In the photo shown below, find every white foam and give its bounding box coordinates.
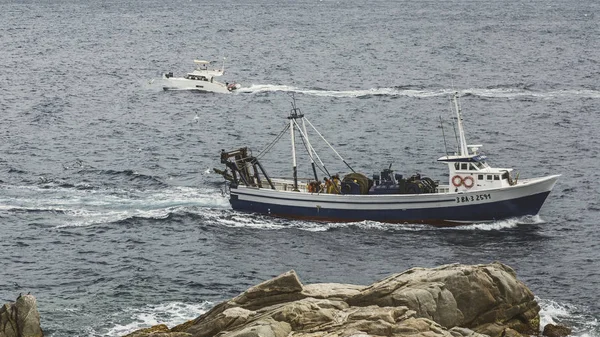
[538,298,599,337]
[104,301,210,337]
[210,213,529,232]
[237,84,450,98]
[217,214,288,230]
[437,214,546,231]
[319,220,419,232]
[237,84,600,99]
[448,218,521,231]
[1,183,230,228]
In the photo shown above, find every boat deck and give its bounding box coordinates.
[267,178,452,195]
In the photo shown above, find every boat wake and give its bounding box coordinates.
[237,84,600,100]
[0,183,230,228]
[209,213,542,232]
[446,215,545,231]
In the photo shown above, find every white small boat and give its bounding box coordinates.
[215,93,560,226]
[162,59,241,93]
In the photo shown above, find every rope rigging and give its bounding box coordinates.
[292,119,332,178]
[225,97,356,184]
[256,123,290,159]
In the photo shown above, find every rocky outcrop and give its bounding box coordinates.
[124,262,543,337]
[542,323,572,337]
[0,294,43,337]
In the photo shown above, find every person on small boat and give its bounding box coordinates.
[324,177,334,194]
[324,175,341,194]
[332,174,341,192]
[307,181,322,193]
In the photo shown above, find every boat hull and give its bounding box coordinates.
[228,175,560,226]
[162,77,231,93]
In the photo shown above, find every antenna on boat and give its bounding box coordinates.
[221,57,226,73]
[452,92,469,156]
[439,115,449,156]
[449,95,460,155]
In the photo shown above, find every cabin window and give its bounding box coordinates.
[494,175,500,181]
[487,175,492,180]
[461,163,468,170]
[454,163,459,170]
[501,172,509,180]
[469,164,477,170]
[478,174,484,180]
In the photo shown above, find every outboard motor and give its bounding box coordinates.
[227,82,241,91]
[164,72,173,78]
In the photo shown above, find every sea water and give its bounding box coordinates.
[1,0,599,336]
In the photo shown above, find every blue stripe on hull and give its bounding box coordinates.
[230,191,551,226]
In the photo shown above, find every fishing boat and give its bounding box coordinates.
[215,94,559,226]
[162,59,241,93]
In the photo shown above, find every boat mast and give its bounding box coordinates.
[453,93,469,156]
[288,101,303,192]
[301,118,319,182]
[221,57,226,73]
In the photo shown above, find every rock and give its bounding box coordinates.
[448,326,490,337]
[231,270,305,309]
[0,294,43,337]
[473,322,506,337]
[123,324,193,337]
[271,298,347,330]
[123,324,169,336]
[346,262,539,336]
[179,270,304,337]
[542,323,572,337]
[220,318,291,337]
[177,306,256,337]
[124,263,541,337]
[501,327,527,337]
[346,305,413,325]
[302,283,365,301]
